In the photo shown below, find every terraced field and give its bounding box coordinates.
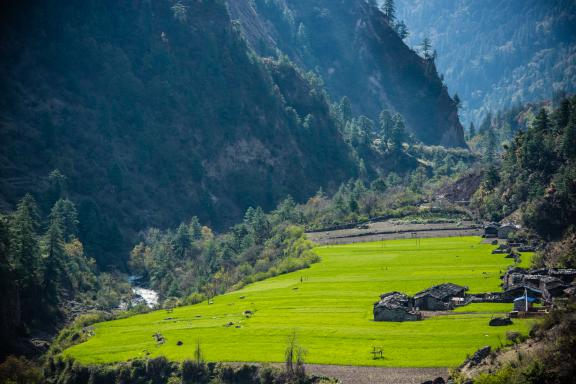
[64,237,534,367]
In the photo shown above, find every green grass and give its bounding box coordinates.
[65,237,534,367]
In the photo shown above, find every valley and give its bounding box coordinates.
[64,237,532,367]
[1,1,575,383]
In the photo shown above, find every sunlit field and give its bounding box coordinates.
[65,237,534,367]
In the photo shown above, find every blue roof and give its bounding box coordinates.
[514,296,537,302]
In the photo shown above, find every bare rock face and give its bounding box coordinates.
[460,346,491,369]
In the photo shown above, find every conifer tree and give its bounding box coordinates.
[49,199,79,242]
[563,118,576,160]
[42,220,67,302]
[533,108,550,133]
[395,20,409,39]
[10,194,41,290]
[468,122,476,139]
[421,37,432,59]
[382,0,396,24]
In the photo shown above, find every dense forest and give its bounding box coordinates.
[473,97,576,244]
[0,0,465,269]
[395,0,576,126]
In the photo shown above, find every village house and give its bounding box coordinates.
[413,283,468,311]
[503,284,543,302]
[373,292,421,322]
[503,268,576,301]
[483,223,499,238]
[498,223,519,239]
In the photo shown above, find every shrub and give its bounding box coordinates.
[184,292,207,305]
[0,356,43,384]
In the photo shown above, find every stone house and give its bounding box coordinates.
[483,223,499,238]
[413,283,468,311]
[498,224,518,239]
[503,284,543,302]
[503,268,576,301]
[373,292,421,322]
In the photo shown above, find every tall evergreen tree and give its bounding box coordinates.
[338,96,352,123]
[9,194,41,290]
[468,122,476,138]
[42,220,67,303]
[552,99,571,132]
[390,113,406,151]
[49,199,79,242]
[382,0,396,23]
[563,118,576,160]
[174,223,191,258]
[395,20,409,39]
[421,37,432,59]
[533,108,550,133]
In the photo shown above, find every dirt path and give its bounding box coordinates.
[225,362,447,383]
[306,365,448,384]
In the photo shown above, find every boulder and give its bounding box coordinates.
[489,317,513,326]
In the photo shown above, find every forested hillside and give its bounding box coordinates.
[0,0,361,265]
[473,97,576,264]
[0,0,469,268]
[229,0,466,147]
[395,0,576,126]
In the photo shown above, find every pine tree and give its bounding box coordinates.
[482,164,500,191]
[395,20,409,39]
[453,93,461,110]
[469,122,476,138]
[553,99,571,132]
[421,37,432,59]
[338,96,352,123]
[174,223,191,257]
[188,216,202,241]
[390,113,406,151]
[563,118,576,160]
[10,194,41,290]
[533,108,550,133]
[49,199,79,242]
[42,220,67,303]
[382,0,396,24]
[46,169,67,208]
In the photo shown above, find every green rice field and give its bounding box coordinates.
[64,237,535,367]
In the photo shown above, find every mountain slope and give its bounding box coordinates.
[228,0,466,147]
[396,0,576,126]
[0,0,357,265]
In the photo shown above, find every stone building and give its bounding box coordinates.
[373,292,421,322]
[413,283,468,311]
[503,268,576,301]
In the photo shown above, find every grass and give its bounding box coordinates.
[64,237,534,367]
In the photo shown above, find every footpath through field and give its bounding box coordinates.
[307,365,448,384]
